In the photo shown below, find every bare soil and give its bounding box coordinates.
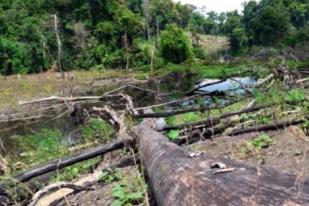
[189,126,309,175]
[55,166,143,206]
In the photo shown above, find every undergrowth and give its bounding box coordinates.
[81,118,116,143]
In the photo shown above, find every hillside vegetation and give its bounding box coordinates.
[0,0,308,75]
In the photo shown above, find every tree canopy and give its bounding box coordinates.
[0,0,308,75]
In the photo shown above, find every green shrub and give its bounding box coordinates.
[250,133,273,150]
[160,24,192,64]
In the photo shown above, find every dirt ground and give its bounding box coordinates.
[55,166,144,206]
[189,126,309,175]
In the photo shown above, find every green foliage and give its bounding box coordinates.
[0,0,308,74]
[52,158,100,182]
[258,115,271,124]
[112,183,144,206]
[166,112,205,126]
[167,130,180,140]
[254,85,285,105]
[17,129,69,166]
[286,89,306,103]
[98,169,121,184]
[0,38,29,75]
[160,24,192,64]
[250,133,273,150]
[81,118,116,143]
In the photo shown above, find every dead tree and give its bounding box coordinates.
[142,0,150,40]
[124,30,130,71]
[138,126,309,206]
[52,14,64,79]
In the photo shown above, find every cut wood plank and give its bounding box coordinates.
[138,126,309,206]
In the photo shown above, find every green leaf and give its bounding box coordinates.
[111,200,123,206]
[167,130,180,140]
[112,184,126,199]
[126,192,144,201]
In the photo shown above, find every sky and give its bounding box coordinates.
[174,0,255,13]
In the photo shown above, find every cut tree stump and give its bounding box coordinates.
[138,125,309,206]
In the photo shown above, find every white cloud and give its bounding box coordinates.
[174,0,257,13]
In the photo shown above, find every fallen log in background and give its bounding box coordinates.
[139,126,309,206]
[15,140,127,182]
[134,98,242,119]
[162,104,267,131]
[227,117,306,136]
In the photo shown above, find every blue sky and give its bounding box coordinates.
[174,0,257,13]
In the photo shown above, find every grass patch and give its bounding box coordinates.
[52,158,101,182]
[17,129,69,168]
[165,112,205,126]
[250,133,273,150]
[81,118,116,143]
[240,133,273,158]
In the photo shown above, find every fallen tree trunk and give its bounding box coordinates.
[227,117,306,136]
[186,79,226,95]
[19,94,133,107]
[134,98,242,119]
[15,140,127,182]
[162,104,267,131]
[138,126,309,206]
[134,94,201,112]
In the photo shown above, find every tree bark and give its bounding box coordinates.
[124,30,129,71]
[138,126,309,206]
[142,0,150,40]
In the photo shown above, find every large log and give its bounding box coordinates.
[138,126,309,206]
[15,140,126,182]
